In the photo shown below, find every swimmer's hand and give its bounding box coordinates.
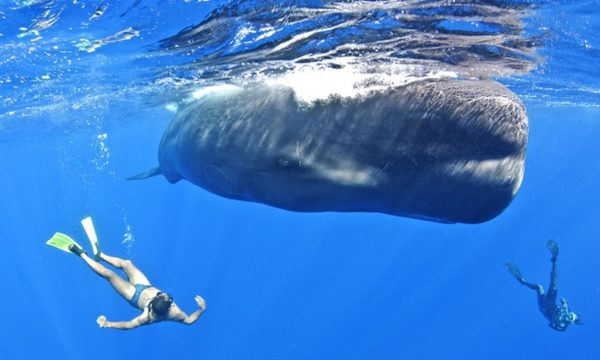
[194,295,206,310]
[177,295,206,325]
[96,314,147,330]
[97,315,108,328]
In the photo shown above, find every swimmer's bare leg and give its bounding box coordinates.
[71,247,135,301]
[99,253,150,286]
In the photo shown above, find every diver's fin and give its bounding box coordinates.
[126,167,162,180]
[546,240,559,259]
[46,232,83,254]
[81,216,101,260]
[504,262,524,281]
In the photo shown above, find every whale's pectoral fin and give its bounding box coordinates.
[127,166,162,180]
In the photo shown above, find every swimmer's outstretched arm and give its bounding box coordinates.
[97,309,150,330]
[172,295,206,325]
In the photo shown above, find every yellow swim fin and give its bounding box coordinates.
[46,232,83,254]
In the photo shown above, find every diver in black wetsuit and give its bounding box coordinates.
[505,240,582,331]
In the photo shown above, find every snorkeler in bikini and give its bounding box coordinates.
[47,217,206,330]
[505,240,582,331]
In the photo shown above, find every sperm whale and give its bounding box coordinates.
[131,79,528,224]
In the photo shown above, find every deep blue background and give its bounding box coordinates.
[1,101,599,359]
[1,0,600,358]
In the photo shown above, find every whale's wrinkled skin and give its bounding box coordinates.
[152,79,528,224]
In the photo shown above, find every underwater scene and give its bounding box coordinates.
[1,0,599,359]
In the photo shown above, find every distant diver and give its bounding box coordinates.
[47,217,206,330]
[505,240,582,331]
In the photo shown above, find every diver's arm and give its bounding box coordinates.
[97,310,150,330]
[172,295,206,325]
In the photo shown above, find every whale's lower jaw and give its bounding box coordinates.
[174,154,523,224]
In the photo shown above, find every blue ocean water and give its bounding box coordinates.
[1,1,599,359]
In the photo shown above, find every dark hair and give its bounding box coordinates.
[150,293,173,316]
